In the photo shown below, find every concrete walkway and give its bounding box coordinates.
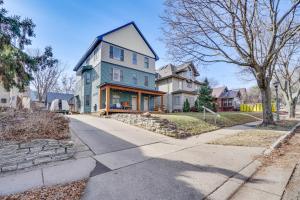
[0,114,264,199]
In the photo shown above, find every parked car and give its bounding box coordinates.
[50,99,69,114]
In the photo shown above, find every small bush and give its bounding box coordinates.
[183,99,190,112]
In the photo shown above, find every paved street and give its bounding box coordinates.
[69,115,264,200]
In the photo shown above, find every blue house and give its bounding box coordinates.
[73,22,165,114]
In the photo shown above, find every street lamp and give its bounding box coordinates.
[273,81,280,121]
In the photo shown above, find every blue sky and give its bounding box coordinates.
[5,0,256,89]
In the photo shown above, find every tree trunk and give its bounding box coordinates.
[259,84,275,126]
[287,99,296,118]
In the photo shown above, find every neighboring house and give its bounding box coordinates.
[73,21,165,114]
[45,92,74,110]
[0,83,31,109]
[233,88,248,104]
[156,62,203,112]
[212,87,241,111]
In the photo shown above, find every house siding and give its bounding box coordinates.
[100,61,156,90]
[101,42,155,74]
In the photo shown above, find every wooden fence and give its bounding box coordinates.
[240,103,276,112]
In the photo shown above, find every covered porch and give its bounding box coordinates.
[98,83,165,114]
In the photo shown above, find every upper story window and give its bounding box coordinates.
[144,57,149,68]
[109,45,124,61]
[85,72,91,84]
[144,76,149,86]
[1,98,7,103]
[188,69,193,79]
[113,68,121,82]
[93,46,99,62]
[132,73,137,85]
[187,82,192,88]
[179,80,183,89]
[132,53,137,65]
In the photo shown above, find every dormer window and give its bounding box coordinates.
[109,45,124,61]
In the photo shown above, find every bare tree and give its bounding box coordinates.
[162,0,300,125]
[274,38,300,118]
[53,73,76,94]
[30,47,61,102]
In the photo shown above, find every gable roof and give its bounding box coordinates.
[157,62,200,78]
[212,87,227,98]
[73,21,159,71]
[45,92,74,104]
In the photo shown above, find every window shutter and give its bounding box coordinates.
[110,68,113,80]
[120,70,124,82]
[120,49,124,61]
[109,46,113,58]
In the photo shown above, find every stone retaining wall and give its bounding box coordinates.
[0,139,75,173]
[110,114,189,138]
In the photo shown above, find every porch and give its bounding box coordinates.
[98,83,165,114]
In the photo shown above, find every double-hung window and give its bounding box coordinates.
[109,45,124,61]
[144,76,149,86]
[132,53,137,65]
[113,68,121,82]
[144,57,149,68]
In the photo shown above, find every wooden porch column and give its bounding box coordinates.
[137,91,141,112]
[98,88,102,111]
[160,95,163,111]
[105,87,110,115]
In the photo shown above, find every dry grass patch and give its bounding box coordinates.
[209,129,284,147]
[0,180,86,200]
[257,120,299,131]
[155,112,261,136]
[0,110,70,142]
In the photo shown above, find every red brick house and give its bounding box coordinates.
[212,87,242,112]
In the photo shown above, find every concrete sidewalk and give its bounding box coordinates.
[0,157,96,195]
[0,115,264,199]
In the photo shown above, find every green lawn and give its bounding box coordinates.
[154,112,262,136]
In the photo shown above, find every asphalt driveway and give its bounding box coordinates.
[69,115,264,200]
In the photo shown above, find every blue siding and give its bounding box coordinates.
[100,61,156,90]
[83,70,92,113]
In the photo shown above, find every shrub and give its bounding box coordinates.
[183,98,190,112]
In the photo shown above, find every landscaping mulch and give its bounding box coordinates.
[0,180,86,200]
[0,110,70,142]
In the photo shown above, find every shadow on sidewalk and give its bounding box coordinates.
[70,116,266,200]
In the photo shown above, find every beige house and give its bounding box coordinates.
[0,83,31,109]
[156,62,203,112]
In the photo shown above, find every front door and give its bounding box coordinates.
[144,97,149,111]
[131,96,137,111]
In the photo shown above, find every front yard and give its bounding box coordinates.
[209,120,299,147]
[154,112,262,136]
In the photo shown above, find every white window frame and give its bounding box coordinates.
[113,68,121,82]
[179,80,183,89]
[132,52,137,65]
[144,57,149,68]
[112,95,120,104]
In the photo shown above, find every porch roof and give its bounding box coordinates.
[98,82,165,96]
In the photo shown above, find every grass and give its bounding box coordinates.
[154,112,262,136]
[209,129,284,147]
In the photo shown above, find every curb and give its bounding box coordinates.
[263,122,300,156]
[205,160,262,200]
